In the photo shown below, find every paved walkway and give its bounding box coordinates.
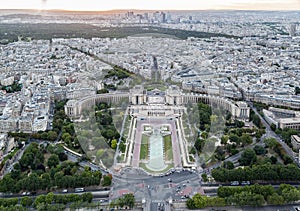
[168,119,182,168]
[132,120,143,168]
[132,118,182,169]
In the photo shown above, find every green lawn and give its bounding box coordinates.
[139,163,173,174]
[140,134,149,160]
[163,135,173,161]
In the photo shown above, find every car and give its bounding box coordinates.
[231,181,239,186]
[168,178,172,182]
[74,188,85,192]
[241,181,250,186]
[62,189,68,193]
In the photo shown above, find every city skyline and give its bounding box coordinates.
[1,0,299,11]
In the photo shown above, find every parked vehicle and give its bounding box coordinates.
[74,188,85,192]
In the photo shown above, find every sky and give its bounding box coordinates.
[0,0,299,11]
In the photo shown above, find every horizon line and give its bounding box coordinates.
[0,8,299,12]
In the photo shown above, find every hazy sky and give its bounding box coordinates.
[1,0,299,11]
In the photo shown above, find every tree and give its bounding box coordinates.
[194,138,205,152]
[281,187,300,203]
[229,134,240,145]
[102,175,112,186]
[239,148,257,166]
[25,173,41,191]
[82,192,93,203]
[270,156,277,164]
[111,139,117,149]
[21,196,33,207]
[221,135,228,145]
[223,161,234,170]
[267,193,284,205]
[47,154,60,169]
[254,145,267,155]
[252,114,262,128]
[97,88,109,94]
[186,198,196,209]
[240,133,252,145]
[58,152,68,162]
[47,131,58,141]
[62,132,72,143]
[19,152,34,169]
[123,193,135,208]
[41,173,51,190]
[226,191,265,206]
[215,146,225,161]
[201,173,208,182]
[34,195,46,207]
[192,194,207,208]
[270,123,277,131]
[0,174,15,193]
[45,192,54,205]
[201,132,208,139]
[264,138,278,149]
[235,120,245,128]
[41,132,49,140]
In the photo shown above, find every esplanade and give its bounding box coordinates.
[65,85,250,121]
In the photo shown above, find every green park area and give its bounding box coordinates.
[163,135,173,161]
[140,134,149,160]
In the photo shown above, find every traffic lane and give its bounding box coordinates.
[142,171,198,185]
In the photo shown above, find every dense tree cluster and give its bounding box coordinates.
[198,103,212,131]
[0,192,93,210]
[104,65,131,80]
[51,100,82,151]
[275,128,299,148]
[249,108,264,129]
[218,184,300,206]
[0,143,108,193]
[186,194,225,209]
[110,193,135,209]
[264,138,293,165]
[211,163,300,182]
[95,102,123,150]
[187,184,300,209]
[194,102,263,162]
[96,88,109,94]
[239,148,257,166]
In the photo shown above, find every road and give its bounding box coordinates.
[2,144,29,176]
[111,168,201,211]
